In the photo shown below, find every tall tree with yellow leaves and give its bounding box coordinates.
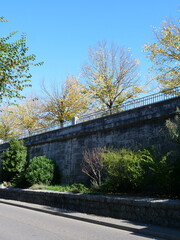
[41,76,90,127]
[0,105,19,140]
[143,17,180,91]
[81,41,144,111]
[12,96,46,134]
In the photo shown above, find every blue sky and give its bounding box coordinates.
[1,0,180,96]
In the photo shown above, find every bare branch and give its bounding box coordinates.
[81,147,106,186]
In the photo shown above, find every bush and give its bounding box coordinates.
[2,138,27,185]
[69,183,89,193]
[102,148,143,192]
[26,156,55,185]
[140,148,173,193]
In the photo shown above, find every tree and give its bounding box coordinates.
[0,123,12,141]
[81,41,144,111]
[0,96,46,139]
[41,76,90,127]
[12,96,46,134]
[0,17,42,102]
[2,139,27,184]
[0,105,21,140]
[143,17,180,91]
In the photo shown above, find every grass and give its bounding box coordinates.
[16,183,178,200]
[29,184,180,199]
[29,183,91,194]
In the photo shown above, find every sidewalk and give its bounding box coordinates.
[0,198,180,240]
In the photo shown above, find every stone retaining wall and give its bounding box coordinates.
[0,189,180,229]
[0,97,180,184]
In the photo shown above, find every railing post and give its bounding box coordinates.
[72,117,79,125]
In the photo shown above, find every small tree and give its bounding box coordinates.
[82,147,105,186]
[2,139,27,183]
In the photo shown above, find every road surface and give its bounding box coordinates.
[0,203,165,240]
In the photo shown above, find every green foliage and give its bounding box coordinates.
[0,16,43,102]
[102,148,143,192]
[26,156,55,185]
[140,148,173,192]
[69,183,89,193]
[96,147,176,195]
[2,139,27,184]
[0,123,14,140]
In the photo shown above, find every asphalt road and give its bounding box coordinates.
[0,203,165,240]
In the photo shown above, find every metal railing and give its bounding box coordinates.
[77,87,180,123]
[1,87,180,143]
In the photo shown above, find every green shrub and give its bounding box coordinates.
[140,148,173,193]
[102,148,143,192]
[70,183,89,193]
[2,138,27,185]
[26,156,55,185]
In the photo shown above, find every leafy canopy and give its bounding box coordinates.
[0,17,42,102]
[0,96,46,139]
[41,76,90,126]
[82,41,143,110]
[12,96,46,134]
[0,104,18,140]
[143,16,180,91]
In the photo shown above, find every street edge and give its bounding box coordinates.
[0,199,178,240]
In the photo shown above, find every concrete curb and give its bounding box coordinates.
[0,199,180,240]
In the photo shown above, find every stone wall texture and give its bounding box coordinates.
[0,97,180,184]
[0,189,180,229]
